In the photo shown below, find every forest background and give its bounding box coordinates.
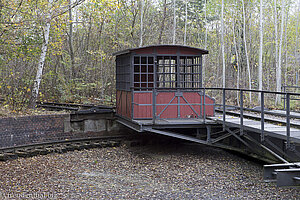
[0,0,299,111]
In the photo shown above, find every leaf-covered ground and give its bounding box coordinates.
[0,106,68,118]
[0,143,299,199]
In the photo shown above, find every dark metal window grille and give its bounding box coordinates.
[116,54,131,91]
[180,56,201,88]
[156,56,177,88]
[156,56,201,89]
[134,56,154,91]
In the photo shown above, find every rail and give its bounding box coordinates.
[205,87,300,150]
[282,85,300,110]
[0,135,127,161]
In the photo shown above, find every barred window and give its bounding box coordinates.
[134,56,154,90]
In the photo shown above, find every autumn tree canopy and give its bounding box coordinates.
[0,0,299,110]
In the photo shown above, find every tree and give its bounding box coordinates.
[173,0,176,44]
[139,0,144,47]
[221,0,225,88]
[31,0,53,107]
[276,0,286,105]
[158,0,167,44]
[274,0,279,100]
[68,0,75,78]
[258,0,263,100]
[232,1,240,104]
[184,0,187,45]
[1,0,299,111]
[242,0,251,103]
[203,0,208,86]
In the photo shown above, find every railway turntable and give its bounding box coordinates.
[113,45,216,133]
[113,45,300,178]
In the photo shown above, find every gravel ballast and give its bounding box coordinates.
[0,141,299,199]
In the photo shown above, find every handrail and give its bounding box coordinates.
[131,87,298,149]
[131,87,300,96]
[282,85,300,89]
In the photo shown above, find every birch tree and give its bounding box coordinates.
[232,2,240,103]
[139,0,144,47]
[294,1,300,70]
[276,0,286,105]
[173,0,176,44]
[184,0,187,45]
[221,0,226,88]
[242,0,251,103]
[274,0,279,90]
[69,0,75,78]
[31,0,53,107]
[158,0,167,44]
[203,0,208,86]
[258,0,263,100]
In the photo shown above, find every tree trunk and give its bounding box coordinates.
[294,1,300,71]
[158,0,167,44]
[31,0,53,107]
[203,0,208,86]
[172,0,176,44]
[221,0,226,88]
[284,10,289,86]
[242,0,251,103]
[232,5,240,105]
[258,0,263,101]
[276,0,285,105]
[68,0,75,78]
[274,0,278,90]
[184,0,187,45]
[139,0,143,47]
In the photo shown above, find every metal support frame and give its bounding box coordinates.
[157,95,177,118]
[206,125,211,143]
[240,90,244,135]
[265,138,293,161]
[211,132,234,144]
[203,88,206,123]
[286,93,291,149]
[152,89,156,124]
[222,88,226,131]
[225,128,253,150]
[128,86,300,164]
[177,92,180,118]
[264,162,300,180]
[143,127,209,145]
[244,134,289,163]
[181,95,200,118]
[264,162,300,187]
[276,168,300,187]
[261,91,265,142]
[282,85,300,110]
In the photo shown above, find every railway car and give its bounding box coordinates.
[114,45,215,131]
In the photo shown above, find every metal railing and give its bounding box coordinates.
[204,87,300,150]
[131,87,300,149]
[282,85,300,110]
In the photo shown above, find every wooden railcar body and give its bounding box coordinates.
[114,45,215,122]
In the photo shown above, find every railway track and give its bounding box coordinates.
[215,104,300,119]
[37,102,114,111]
[215,108,300,128]
[0,135,138,161]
